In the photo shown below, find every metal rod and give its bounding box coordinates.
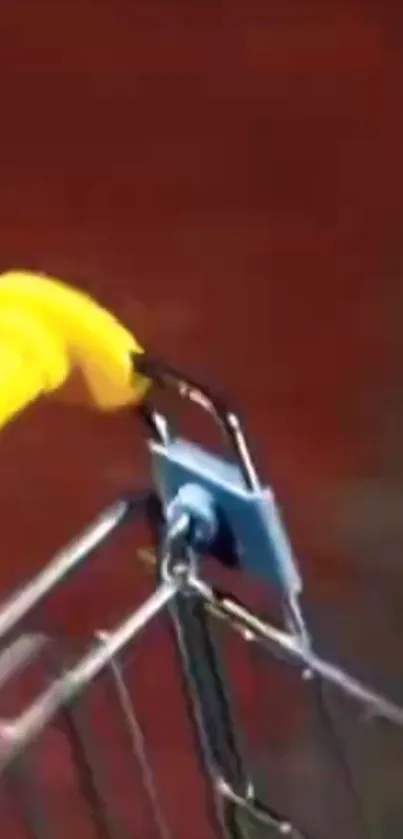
[189,576,403,727]
[168,595,252,839]
[135,355,260,491]
[99,635,173,839]
[281,594,369,836]
[158,515,248,839]
[167,598,242,839]
[0,634,48,688]
[166,572,310,838]
[0,495,147,645]
[217,778,311,839]
[42,638,129,839]
[159,516,258,839]
[59,701,129,839]
[0,579,180,769]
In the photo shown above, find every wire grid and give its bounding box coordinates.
[1,515,403,839]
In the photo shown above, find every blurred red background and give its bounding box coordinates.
[1,1,403,836]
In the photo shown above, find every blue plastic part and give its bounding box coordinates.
[149,437,302,596]
[165,483,219,547]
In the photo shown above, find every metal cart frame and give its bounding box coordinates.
[1,357,403,839]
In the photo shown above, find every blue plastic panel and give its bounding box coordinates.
[149,437,302,597]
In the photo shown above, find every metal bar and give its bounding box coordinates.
[167,597,241,839]
[217,778,311,839]
[157,515,311,839]
[280,595,369,836]
[59,700,129,839]
[308,678,369,839]
[0,578,180,769]
[168,594,251,839]
[43,630,130,839]
[157,516,250,839]
[0,634,48,687]
[135,355,260,491]
[159,517,310,839]
[189,576,403,727]
[168,592,312,839]
[0,493,149,646]
[99,635,173,839]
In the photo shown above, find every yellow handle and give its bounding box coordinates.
[0,271,150,429]
[0,344,44,425]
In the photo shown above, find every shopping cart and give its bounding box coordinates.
[0,273,403,839]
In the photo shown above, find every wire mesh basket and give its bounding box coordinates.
[1,355,403,839]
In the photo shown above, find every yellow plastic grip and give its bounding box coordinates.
[0,271,150,429]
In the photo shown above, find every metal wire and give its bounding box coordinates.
[187,575,403,727]
[159,523,315,839]
[136,542,403,837]
[160,515,256,839]
[0,479,401,837]
[97,631,173,839]
[0,578,181,771]
[0,495,147,646]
